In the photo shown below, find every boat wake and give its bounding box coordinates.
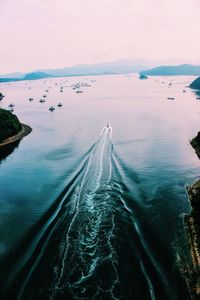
[3,125,178,300]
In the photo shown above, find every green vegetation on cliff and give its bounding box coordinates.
[0,108,22,143]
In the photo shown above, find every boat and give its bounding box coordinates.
[29,98,34,101]
[49,106,55,111]
[196,97,200,100]
[39,99,45,103]
[183,90,186,93]
[80,82,92,87]
[57,103,63,107]
[167,97,175,100]
[43,95,47,98]
[8,103,15,107]
[76,90,83,93]
[72,83,80,90]
[9,108,14,112]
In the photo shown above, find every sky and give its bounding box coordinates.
[0,0,200,73]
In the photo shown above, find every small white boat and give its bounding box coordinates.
[49,106,55,111]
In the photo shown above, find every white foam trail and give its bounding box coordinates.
[99,127,105,136]
[109,125,113,138]
[99,124,112,139]
[52,126,113,297]
[53,152,94,290]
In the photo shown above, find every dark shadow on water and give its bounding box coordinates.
[0,140,20,163]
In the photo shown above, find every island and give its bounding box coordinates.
[139,74,148,79]
[181,132,200,299]
[190,77,200,90]
[0,108,32,146]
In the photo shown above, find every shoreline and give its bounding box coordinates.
[0,124,32,147]
[181,134,200,299]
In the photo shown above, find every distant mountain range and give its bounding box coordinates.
[0,72,53,83]
[23,72,53,80]
[40,60,148,77]
[0,60,149,83]
[1,61,200,83]
[140,64,200,76]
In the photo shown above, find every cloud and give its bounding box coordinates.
[0,0,200,73]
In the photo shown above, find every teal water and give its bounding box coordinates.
[0,74,199,299]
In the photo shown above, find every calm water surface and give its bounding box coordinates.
[0,74,199,299]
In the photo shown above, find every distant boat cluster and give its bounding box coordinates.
[71,81,92,93]
[0,77,96,113]
[1,74,200,115]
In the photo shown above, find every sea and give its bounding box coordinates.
[0,74,199,299]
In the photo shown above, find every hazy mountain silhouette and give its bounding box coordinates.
[140,64,200,76]
[23,72,53,80]
[1,60,200,83]
[0,72,53,83]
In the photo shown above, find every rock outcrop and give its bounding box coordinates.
[139,74,148,79]
[190,77,200,90]
[183,133,200,299]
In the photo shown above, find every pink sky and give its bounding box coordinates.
[1,0,200,73]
